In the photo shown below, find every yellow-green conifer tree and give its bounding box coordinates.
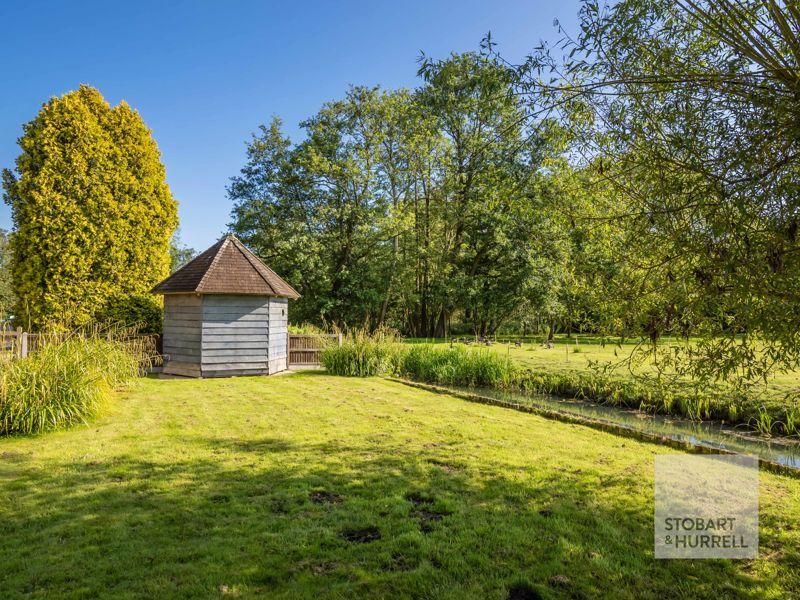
[2,85,177,330]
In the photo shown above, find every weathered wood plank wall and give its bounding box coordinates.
[163,294,202,377]
[201,295,270,377]
[161,293,292,378]
[268,297,288,373]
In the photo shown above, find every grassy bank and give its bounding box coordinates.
[1,373,798,598]
[402,337,800,434]
[407,335,800,393]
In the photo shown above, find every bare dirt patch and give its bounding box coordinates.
[340,526,381,543]
[507,582,543,600]
[309,490,343,504]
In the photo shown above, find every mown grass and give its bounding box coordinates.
[1,373,799,598]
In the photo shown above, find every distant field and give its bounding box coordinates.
[405,335,800,401]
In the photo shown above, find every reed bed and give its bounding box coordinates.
[396,344,516,388]
[320,329,515,387]
[320,328,401,377]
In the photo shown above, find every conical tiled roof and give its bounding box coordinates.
[151,234,300,298]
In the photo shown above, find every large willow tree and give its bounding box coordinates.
[504,0,800,385]
[2,85,177,330]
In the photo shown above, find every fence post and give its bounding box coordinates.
[15,326,22,358]
[20,331,28,359]
[337,333,343,347]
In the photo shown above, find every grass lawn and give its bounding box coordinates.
[1,372,799,598]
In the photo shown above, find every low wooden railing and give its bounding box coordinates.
[0,327,162,359]
[288,333,341,366]
[0,327,28,358]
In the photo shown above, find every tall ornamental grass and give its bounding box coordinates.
[0,330,155,435]
[320,328,401,376]
[396,344,516,388]
[321,331,516,386]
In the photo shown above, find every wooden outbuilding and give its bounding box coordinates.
[151,234,300,378]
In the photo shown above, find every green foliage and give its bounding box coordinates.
[413,53,568,337]
[320,329,401,377]
[229,54,569,335]
[94,293,163,334]
[508,0,800,384]
[320,328,516,385]
[785,406,799,437]
[2,85,178,330]
[169,229,196,273]
[512,366,800,435]
[396,344,516,388]
[287,322,326,335]
[514,369,740,422]
[0,330,152,435]
[0,229,15,322]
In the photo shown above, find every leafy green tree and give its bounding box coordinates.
[230,92,418,327]
[228,117,325,324]
[416,52,568,336]
[2,85,177,330]
[169,229,197,273]
[229,54,570,336]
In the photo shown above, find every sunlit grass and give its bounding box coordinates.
[0,330,154,435]
[0,373,798,598]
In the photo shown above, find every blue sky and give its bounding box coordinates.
[0,0,580,250]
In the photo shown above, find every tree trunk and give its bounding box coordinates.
[434,311,447,338]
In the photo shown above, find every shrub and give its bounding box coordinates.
[288,323,326,335]
[320,328,401,377]
[396,344,516,388]
[0,330,154,435]
[95,293,163,333]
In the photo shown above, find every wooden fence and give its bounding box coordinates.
[288,333,341,366]
[0,327,28,358]
[0,327,162,359]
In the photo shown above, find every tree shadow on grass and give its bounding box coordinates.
[0,435,790,600]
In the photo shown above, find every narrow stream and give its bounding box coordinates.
[447,385,800,471]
